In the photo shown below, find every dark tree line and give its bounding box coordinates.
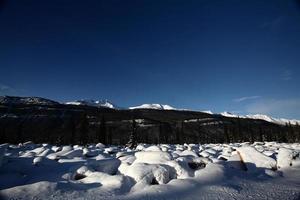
[1,113,300,145]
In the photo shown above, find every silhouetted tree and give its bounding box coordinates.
[62,115,76,144]
[259,126,263,141]
[16,122,24,144]
[98,116,107,144]
[78,113,88,145]
[224,124,230,143]
[0,124,6,144]
[126,119,137,148]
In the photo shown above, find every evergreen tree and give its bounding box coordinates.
[0,124,6,144]
[126,119,137,148]
[78,113,88,145]
[63,115,76,145]
[98,116,107,144]
[16,122,24,144]
[180,121,185,143]
[296,122,300,142]
[259,126,263,141]
[223,124,230,143]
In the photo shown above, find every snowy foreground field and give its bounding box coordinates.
[0,142,300,200]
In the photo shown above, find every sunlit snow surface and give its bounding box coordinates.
[0,142,300,200]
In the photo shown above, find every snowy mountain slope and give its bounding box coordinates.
[66,99,118,109]
[129,103,176,110]
[220,112,242,118]
[218,112,300,125]
[201,110,214,115]
[245,114,277,124]
[245,114,300,125]
[0,96,59,106]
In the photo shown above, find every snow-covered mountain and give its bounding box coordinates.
[218,112,300,125]
[220,111,241,118]
[1,96,299,125]
[245,114,277,124]
[0,96,59,106]
[66,99,118,109]
[129,103,176,110]
[245,114,300,125]
[202,110,214,115]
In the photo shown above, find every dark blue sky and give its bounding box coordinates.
[1,0,300,118]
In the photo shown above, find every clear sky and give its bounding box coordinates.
[1,0,300,118]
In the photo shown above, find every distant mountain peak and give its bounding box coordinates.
[202,110,214,115]
[65,99,118,109]
[0,96,59,106]
[129,103,176,110]
[218,111,300,125]
[220,111,241,118]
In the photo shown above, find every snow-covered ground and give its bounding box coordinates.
[0,142,300,200]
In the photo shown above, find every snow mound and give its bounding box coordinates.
[133,151,173,165]
[79,171,125,188]
[87,158,121,175]
[237,146,277,170]
[277,148,294,169]
[124,163,171,190]
[1,142,300,200]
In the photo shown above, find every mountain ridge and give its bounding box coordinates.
[1,95,299,126]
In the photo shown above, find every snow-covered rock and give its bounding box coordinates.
[178,150,199,158]
[199,151,211,158]
[95,143,105,149]
[144,145,161,152]
[33,156,43,166]
[237,146,277,170]
[124,163,171,190]
[262,150,275,157]
[83,148,99,157]
[104,147,119,154]
[88,158,121,175]
[226,152,247,171]
[1,142,300,200]
[75,165,94,177]
[62,149,83,159]
[277,148,294,169]
[47,146,73,160]
[133,151,172,165]
[204,148,217,155]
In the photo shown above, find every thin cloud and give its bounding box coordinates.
[0,83,17,96]
[282,69,292,81]
[246,98,300,119]
[234,96,261,103]
[260,16,286,30]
